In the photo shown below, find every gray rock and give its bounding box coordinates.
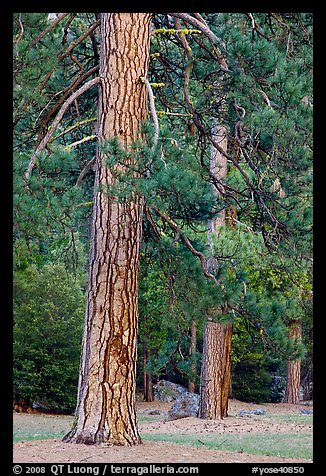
[299,409,313,415]
[301,401,313,406]
[153,380,191,402]
[153,380,200,419]
[168,392,200,419]
[32,402,51,412]
[148,410,161,415]
[237,409,266,416]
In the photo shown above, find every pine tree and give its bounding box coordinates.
[63,13,152,445]
[14,12,312,442]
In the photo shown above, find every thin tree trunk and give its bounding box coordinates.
[146,365,153,402]
[302,367,312,401]
[188,319,197,393]
[143,350,153,402]
[64,13,152,445]
[285,319,302,404]
[228,372,233,399]
[199,124,233,419]
[199,320,233,418]
[143,350,148,401]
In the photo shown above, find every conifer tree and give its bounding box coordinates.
[14,12,312,443]
[62,13,152,445]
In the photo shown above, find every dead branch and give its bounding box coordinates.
[33,65,99,143]
[167,13,230,73]
[30,13,69,48]
[50,117,96,142]
[25,77,100,180]
[193,13,209,28]
[15,14,24,57]
[144,206,161,241]
[76,156,96,187]
[168,13,221,48]
[140,77,159,151]
[58,19,100,62]
[14,19,100,129]
[174,17,194,113]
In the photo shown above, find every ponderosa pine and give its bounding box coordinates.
[63,12,152,446]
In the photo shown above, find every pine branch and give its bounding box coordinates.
[50,117,96,142]
[191,113,285,233]
[76,156,96,188]
[167,13,231,73]
[168,13,221,46]
[66,134,97,150]
[29,13,69,48]
[174,17,194,113]
[25,77,100,180]
[140,77,159,151]
[144,206,161,241]
[151,206,220,287]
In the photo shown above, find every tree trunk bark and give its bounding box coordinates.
[199,319,233,418]
[63,13,152,445]
[199,124,233,419]
[143,350,148,401]
[228,372,233,399]
[143,350,153,402]
[188,319,197,393]
[285,319,302,404]
[146,368,153,402]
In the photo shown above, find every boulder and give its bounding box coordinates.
[153,380,190,402]
[148,410,162,415]
[168,392,200,419]
[237,408,266,416]
[153,380,200,419]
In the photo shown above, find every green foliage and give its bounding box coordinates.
[138,237,209,384]
[231,318,285,403]
[99,122,216,223]
[13,264,85,412]
[13,13,313,405]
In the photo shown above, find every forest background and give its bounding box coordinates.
[12,12,313,419]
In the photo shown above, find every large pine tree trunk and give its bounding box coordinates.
[199,124,233,419]
[64,13,152,445]
[285,319,302,404]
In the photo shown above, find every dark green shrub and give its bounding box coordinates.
[232,353,272,403]
[13,264,85,413]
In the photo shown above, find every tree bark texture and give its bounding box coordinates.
[143,350,153,402]
[146,370,153,402]
[200,124,233,419]
[285,319,302,404]
[64,13,152,445]
[199,320,233,419]
[188,319,197,393]
[207,124,227,235]
[143,351,148,401]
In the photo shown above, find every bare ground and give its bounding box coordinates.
[13,399,313,464]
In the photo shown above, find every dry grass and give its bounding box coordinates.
[13,399,313,463]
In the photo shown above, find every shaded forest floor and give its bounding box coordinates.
[13,399,313,463]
